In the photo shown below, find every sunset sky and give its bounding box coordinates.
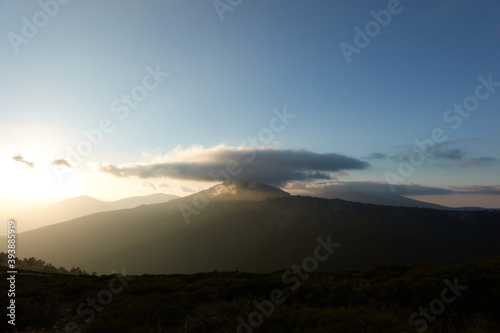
[1,0,499,208]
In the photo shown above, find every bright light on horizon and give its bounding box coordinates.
[0,148,85,200]
[0,147,207,203]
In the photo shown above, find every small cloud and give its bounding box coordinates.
[391,139,490,167]
[337,171,350,177]
[474,157,498,163]
[451,185,500,195]
[12,154,34,168]
[51,158,74,168]
[159,183,169,188]
[460,157,499,168]
[142,182,157,190]
[290,180,455,196]
[364,153,387,160]
[434,148,464,161]
[180,186,196,193]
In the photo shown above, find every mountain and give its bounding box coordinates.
[0,198,53,234]
[106,193,180,210]
[10,193,179,232]
[318,190,495,211]
[197,181,291,201]
[318,190,450,209]
[15,183,500,275]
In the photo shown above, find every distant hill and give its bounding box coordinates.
[106,193,180,210]
[10,193,179,232]
[14,183,500,275]
[318,190,450,209]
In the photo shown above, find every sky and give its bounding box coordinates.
[0,0,499,208]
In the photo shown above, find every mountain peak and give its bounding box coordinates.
[202,181,290,201]
[60,195,102,204]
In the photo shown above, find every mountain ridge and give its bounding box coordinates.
[13,183,500,275]
[7,193,180,232]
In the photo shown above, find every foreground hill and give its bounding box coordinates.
[1,257,499,332]
[9,193,179,232]
[15,183,500,275]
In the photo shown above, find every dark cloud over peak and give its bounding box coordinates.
[96,146,370,187]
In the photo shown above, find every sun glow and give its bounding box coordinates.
[0,148,84,200]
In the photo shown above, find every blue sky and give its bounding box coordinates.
[0,0,499,207]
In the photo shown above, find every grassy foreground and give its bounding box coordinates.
[1,257,500,332]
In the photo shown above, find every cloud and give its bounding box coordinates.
[434,148,464,160]
[159,183,169,188]
[180,186,196,193]
[474,157,499,162]
[391,139,492,165]
[294,181,500,197]
[460,157,499,168]
[451,185,500,195]
[337,171,350,177]
[388,183,455,195]
[142,182,157,190]
[286,180,455,196]
[12,154,34,168]
[364,152,387,160]
[96,145,370,187]
[393,144,466,161]
[51,158,74,168]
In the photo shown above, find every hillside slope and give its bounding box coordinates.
[15,183,500,275]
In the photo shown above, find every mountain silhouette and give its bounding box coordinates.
[13,182,500,275]
[318,190,449,209]
[9,193,179,232]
